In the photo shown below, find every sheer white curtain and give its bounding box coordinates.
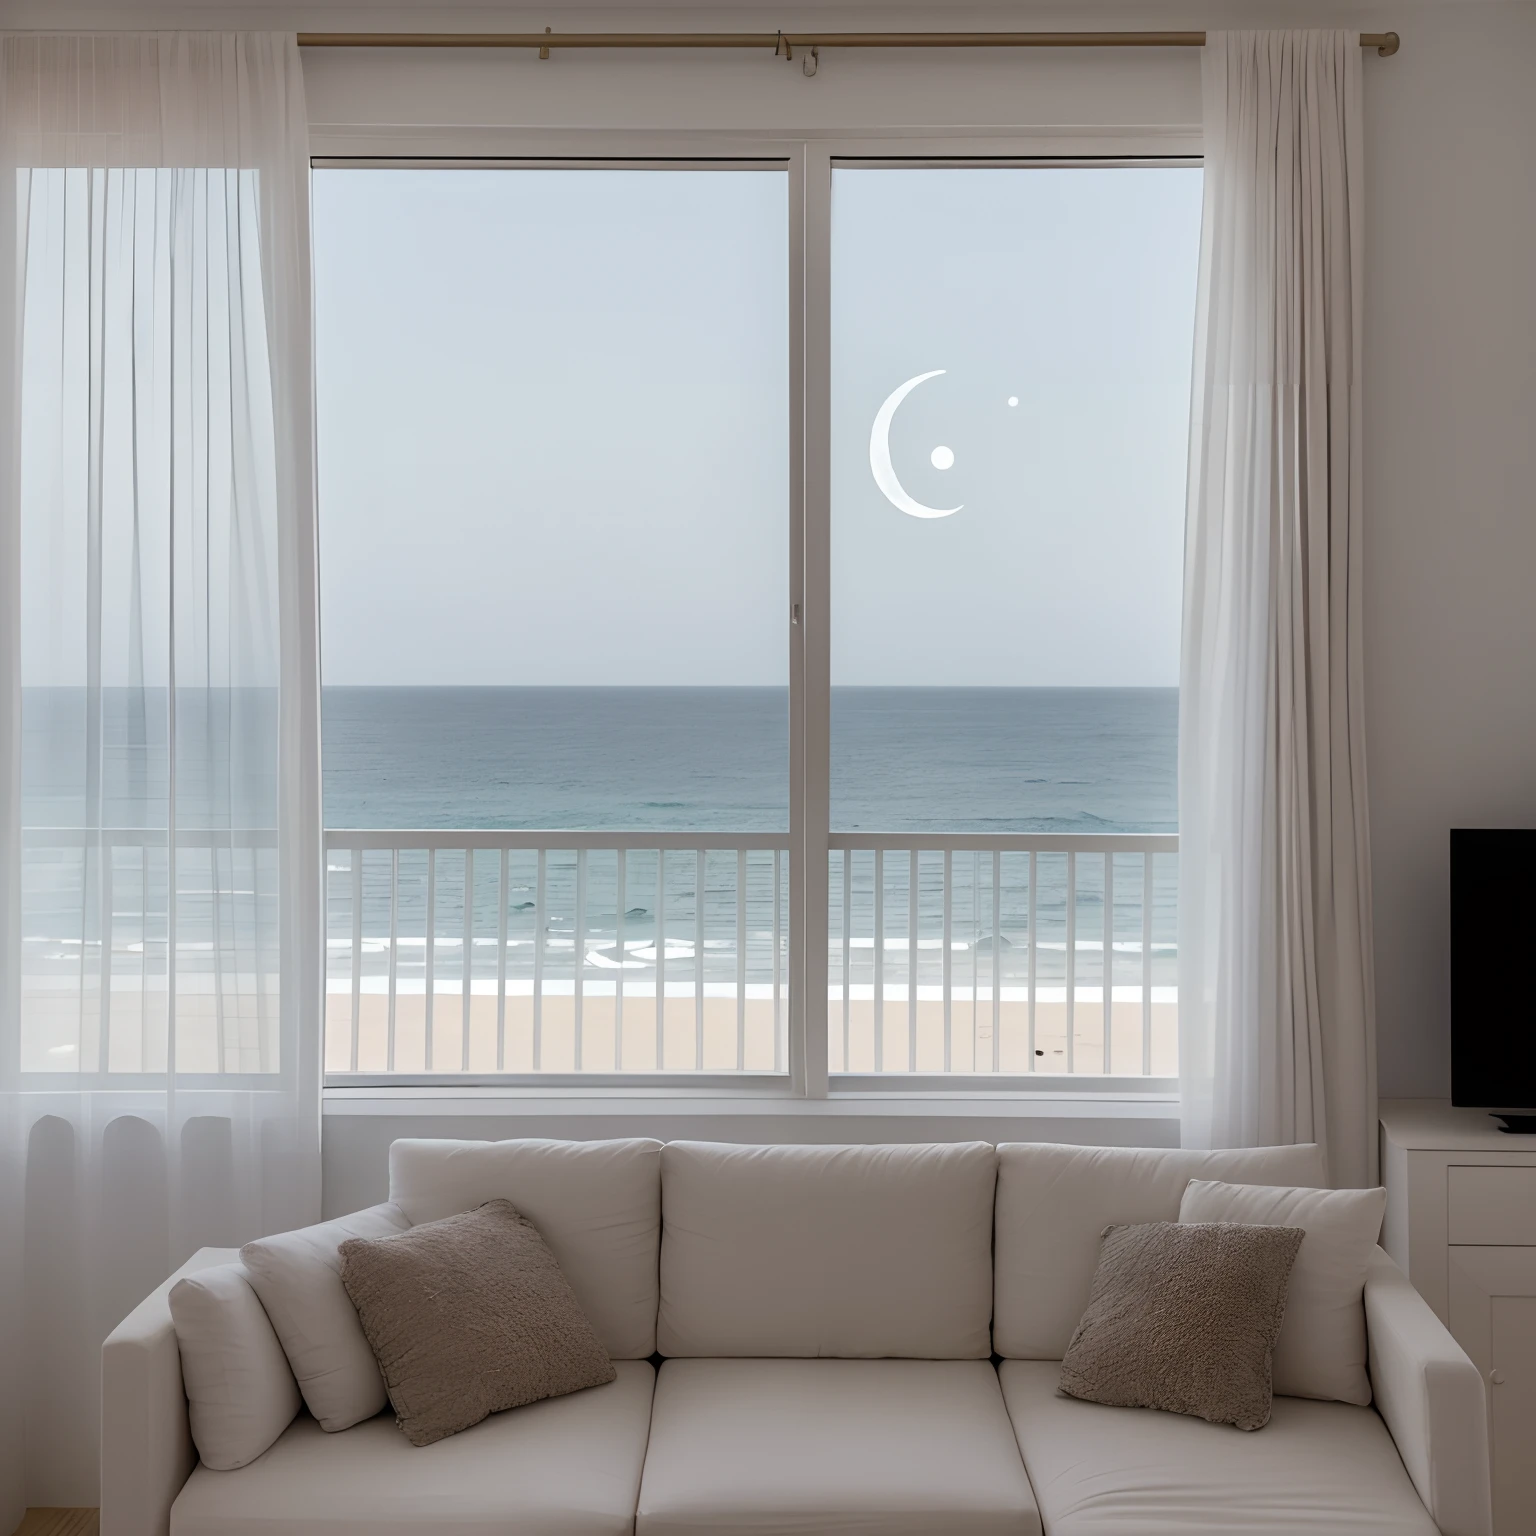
[0,34,320,1512]
[1179,30,1376,1187]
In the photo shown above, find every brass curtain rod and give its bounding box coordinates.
[296,30,1402,57]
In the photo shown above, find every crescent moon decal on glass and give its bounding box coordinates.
[870,370,962,519]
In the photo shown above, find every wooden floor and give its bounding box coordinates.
[11,1512,97,1536]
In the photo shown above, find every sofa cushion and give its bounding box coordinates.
[999,1359,1439,1535]
[388,1137,661,1359]
[636,1358,1040,1536]
[169,1262,301,1470]
[241,1203,411,1431]
[1179,1179,1388,1406]
[993,1142,1328,1359]
[169,1360,655,1536]
[658,1141,996,1358]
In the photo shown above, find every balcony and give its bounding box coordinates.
[17,825,1177,1086]
[323,829,1178,1085]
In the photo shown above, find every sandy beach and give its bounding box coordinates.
[323,985,1177,1077]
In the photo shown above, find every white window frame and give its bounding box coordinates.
[310,127,1194,1108]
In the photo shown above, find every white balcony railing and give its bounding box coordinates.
[324,830,789,1078]
[323,829,1177,1082]
[828,834,1177,1079]
[20,825,280,1077]
[17,825,1176,1083]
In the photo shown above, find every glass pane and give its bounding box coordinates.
[315,167,789,831]
[313,167,789,1075]
[829,164,1199,1075]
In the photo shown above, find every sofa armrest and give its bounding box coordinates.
[101,1246,240,1536]
[1365,1246,1491,1536]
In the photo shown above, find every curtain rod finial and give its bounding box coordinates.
[1377,31,1400,56]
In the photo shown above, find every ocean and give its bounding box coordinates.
[321,686,1177,834]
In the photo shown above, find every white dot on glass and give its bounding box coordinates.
[1007,396,1019,408]
[930,445,955,470]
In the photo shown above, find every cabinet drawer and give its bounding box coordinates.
[1449,1167,1536,1245]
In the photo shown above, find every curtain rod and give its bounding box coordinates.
[295,30,1403,59]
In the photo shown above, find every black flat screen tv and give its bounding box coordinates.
[1451,828,1536,1114]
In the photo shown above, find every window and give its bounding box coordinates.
[313,153,1200,1088]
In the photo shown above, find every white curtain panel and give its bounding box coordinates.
[1179,31,1376,1187]
[0,34,321,1511]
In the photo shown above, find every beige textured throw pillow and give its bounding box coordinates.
[338,1199,616,1447]
[1058,1221,1305,1431]
[1179,1180,1387,1405]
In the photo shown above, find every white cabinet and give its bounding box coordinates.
[1449,1248,1536,1529]
[1382,1101,1536,1536]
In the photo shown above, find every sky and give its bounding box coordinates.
[313,163,1202,688]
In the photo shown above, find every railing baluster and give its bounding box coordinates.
[942,848,952,1074]
[212,846,228,1074]
[736,849,746,1072]
[350,853,363,1073]
[841,850,851,1073]
[616,848,626,1071]
[387,848,398,1072]
[908,849,918,1072]
[1065,849,1076,1074]
[1027,849,1037,1072]
[873,847,884,1072]
[1142,851,1154,1076]
[1102,850,1114,1074]
[100,842,113,1074]
[772,848,782,1073]
[461,849,473,1071]
[425,848,436,1072]
[655,850,666,1069]
[972,851,980,1069]
[575,848,586,1071]
[533,848,545,1070]
[694,849,705,1071]
[496,847,508,1072]
[140,850,150,1074]
[991,850,1001,1074]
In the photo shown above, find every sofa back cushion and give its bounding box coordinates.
[241,1202,411,1431]
[658,1140,996,1358]
[169,1261,301,1469]
[993,1141,1328,1358]
[387,1136,662,1359]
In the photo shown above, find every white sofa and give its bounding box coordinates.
[102,1138,1493,1536]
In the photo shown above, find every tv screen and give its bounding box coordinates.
[1451,828,1536,1110]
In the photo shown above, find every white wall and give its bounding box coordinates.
[1358,3,1536,1099]
[9,0,1534,1115]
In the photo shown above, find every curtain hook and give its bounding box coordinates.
[802,45,819,77]
[539,25,551,61]
[775,31,793,62]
